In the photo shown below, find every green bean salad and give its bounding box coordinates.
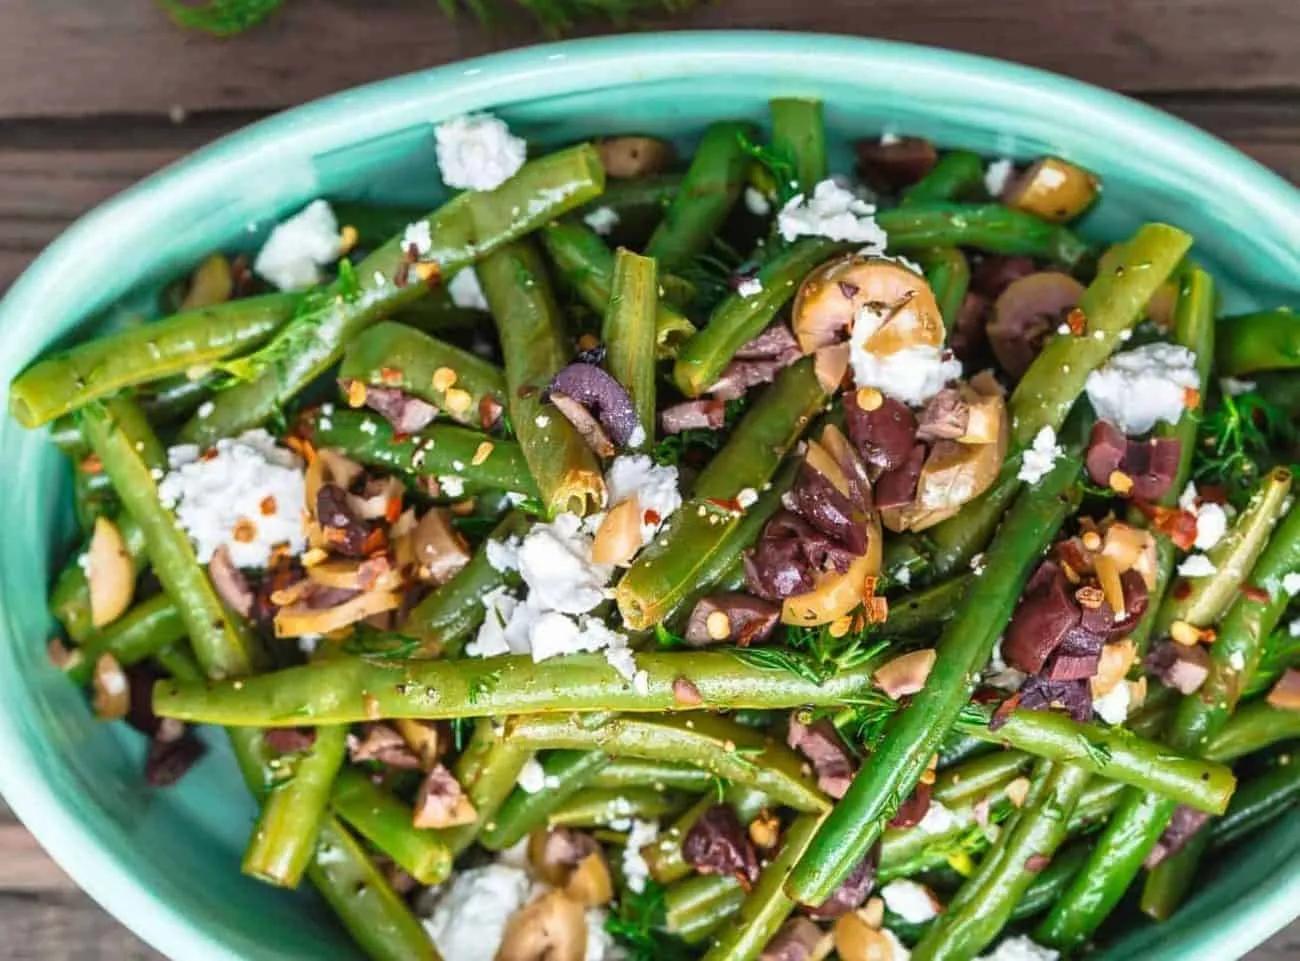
[14,101,1300,961]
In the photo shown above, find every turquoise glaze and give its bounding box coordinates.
[0,32,1297,961]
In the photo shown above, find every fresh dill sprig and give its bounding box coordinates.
[652,397,747,466]
[342,624,424,660]
[737,131,800,206]
[1193,388,1296,505]
[467,668,503,704]
[156,0,284,36]
[731,622,888,686]
[604,880,692,961]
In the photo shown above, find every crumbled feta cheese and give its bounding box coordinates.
[434,113,527,191]
[583,205,620,236]
[1291,618,1300,638]
[518,514,611,613]
[736,487,758,509]
[517,756,547,794]
[605,455,682,545]
[485,535,521,573]
[421,864,531,961]
[1178,553,1218,577]
[157,429,306,568]
[736,277,763,298]
[1194,501,1228,551]
[881,879,939,923]
[253,200,341,291]
[622,819,659,893]
[439,476,465,498]
[402,220,432,257]
[448,268,489,311]
[466,586,524,658]
[848,302,961,407]
[535,414,550,428]
[1179,481,1199,513]
[627,424,647,450]
[1220,376,1257,397]
[1018,426,1063,484]
[1092,681,1132,725]
[196,401,214,419]
[917,801,965,835]
[777,179,889,250]
[1084,343,1199,435]
[970,552,987,575]
[584,908,619,961]
[359,419,378,436]
[894,565,912,588]
[1283,572,1300,596]
[984,158,1014,197]
[978,935,1059,961]
[744,186,771,216]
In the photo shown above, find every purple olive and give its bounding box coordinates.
[547,362,641,448]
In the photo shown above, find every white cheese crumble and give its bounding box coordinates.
[1291,618,1300,638]
[158,430,306,568]
[402,220,432,257]
[604,455,682,545]
[434,113,527,191]
[485,535,521,574]
[1194,502,1228,551]
[253,200,342,291]
[1084,343,1199,435]
[196,401,214,419]
[978,935,1059,961]
[849,302,961,407]
[583,205,620,236]
[448,268,489,311]
[917,801,965,835]
[1092,681,1132,725]
[736,277,763,298]
[881,879,939,923]
[518,513,612,613]
[777,179,889,250]
[517,756,549,794]
[984,158,1014,197]
[439,476,465,498]
[421,864,531,961]
[1282,572,1300,596]
[1178,553,1218,577]
[1018,426,1064,484]
[744,186,771,216]
[970,552,987,576]
[622,819,659,894]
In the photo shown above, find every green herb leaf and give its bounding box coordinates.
[155,0,285,36]
[342,624,424,660]
[605,880,692,961]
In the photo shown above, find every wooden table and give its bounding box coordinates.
[0,1,1296,957]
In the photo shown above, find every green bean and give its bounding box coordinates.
[673,237,847,397]
[579,174,680,219]
[1211,755,1300,850]
[330,768,453,886]
[137,372,218,424]
[1206,700,1300,764]
[1217,307,1300,375]
[932,751,1033,809]
[66,593,184,684]
[73,466,116,535]
[1246,626,1300,699]
[619,375,822,628]
[1140,824,1211,921]
[875,204,1091,268]
[311,409,538,501]
[79,398,262,679]
[49,415,89,459]
[955,704,1235,814]
[1173,498,1300,753]
[328,202,426,248]
[243,724,348,887]
[786,415,1085,905]
[1158,267,1217,508]
[539,221,696,359]
[338,321,506,426]
[549,787,694,828]
[647,785,768,885]
[918,247,971,331]
[590,759,716,792]
[602,248,658,445]
[1154,466,1293,635]
[152,649,887,727]
[180,145,604,446]
[400,512,529,656]
[480,749,611,850]
[700,812,822,961]
[153,642,204,683]
[883,573,971,637]
[476,239,605,517]
[1009,222,1193,446]
[307,818,441,961]
[770,98,826,194]
[10,294,294,428]
[505,713,828,813]
[901,151,985,206]
[646,121,755,271]
[664,873,748,943]
[913,760,1091,961]
[432,718,531,857]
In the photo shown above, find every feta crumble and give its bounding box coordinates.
[1178,554,1218,577]
[917,800,965,835]
[984,158,1014,197]
[448,268,489,311]
[402,220,432,257]
[736,277,763,298]
[196,401,214,419]
[253,200,342,291]
[1092,681,1132,725]
[517,756,548,794]
[604,455,682,545]
[978,935,1059,961]
[518,513,612,613]
[848,302,961,407]
[583,205,620,236]
[421,864,531,961]
[1084,343,1199,435]
[1018,426,1064,484]
[1283,572,1300,596]
[485,535,521,574]
[158,430,306,568]
[881,879,939,923]
[622,819,659,893]
[777,179,889,250]
[434,113,527,191]
[439,476,465,498]
[744,186,771,216]
[1193,501,1228,551]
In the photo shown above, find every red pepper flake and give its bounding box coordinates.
[1066,307,1087,335]
[232,518,257,543]
[361,527,388,556]
[705,497,743,513]
[384,497,402,524]
[1173,580,1194,600]
[644,509,662,526]
[79,453,103,474]
[1183,387,1202,410]
[479,395,504,430]
[1133,501,1198,551]
[200,447,220,462]
[259,495,277,516]
[285,435,317,464]
[865,597,889,624]
[378,366,404,386]
[1241,583,1270,603]
[1199,484,1228,505]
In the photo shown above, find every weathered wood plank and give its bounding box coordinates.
[0,892,165,961]
[0,0,1296,120]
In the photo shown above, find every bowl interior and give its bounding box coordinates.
[0,32,1297,961]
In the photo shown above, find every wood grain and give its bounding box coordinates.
[0,0,1296,120]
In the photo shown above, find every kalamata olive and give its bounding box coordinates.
[988,272,1086,378]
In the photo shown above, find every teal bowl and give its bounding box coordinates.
[0,31,1297,961]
